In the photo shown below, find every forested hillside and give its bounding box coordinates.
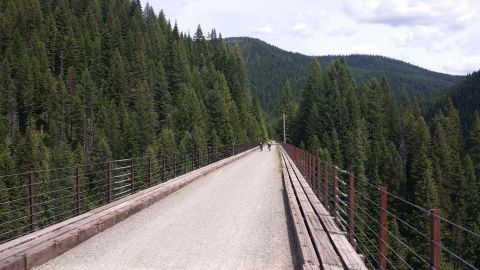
[0,0,267,177]
[279,59,480,268]
[423,71,480,134]
[226,37,463,115]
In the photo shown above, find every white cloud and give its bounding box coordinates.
[443,56,480,75]
[458,31,480,56]
[328,27,357,37]
[255,24,274,34]
[344,0,480,31]
[331,44,382,55]
[293,22,307,31]
[391,26,446,51]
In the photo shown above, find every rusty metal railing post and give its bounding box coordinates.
[308,153,311,182]
[75,166,81,215]
[148,156,152,187]
[308,154,315,185]
[349,172,356,249]
[430,208,441,270]
[107,161,112,202]
[379,186,388,270]
[324,161,329,205]
[334,166,339,217]
[130,159,135,194]
[317,159,322,197]
[303,151,306,174]
[300,150,304,172]
[28,171,36,231]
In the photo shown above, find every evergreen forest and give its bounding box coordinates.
[278,58,480,269]
[0,0,267,176]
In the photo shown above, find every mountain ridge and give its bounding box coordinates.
[225,37,463,115]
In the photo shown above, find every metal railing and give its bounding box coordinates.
[0,143,255,244]
[282,143,480,270]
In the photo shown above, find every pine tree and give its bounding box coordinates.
[432,104,467,259]
[0,148,15,240]
[410,144,438,269]
[119,104,139,158]
[308,135,322,157]
[0,58,18,140]
[467,114,480,186]
[278,80,298,143]
[462,155,480,266]
[388,219,408,270]
[296,59,322,144]
[158,128,176,154]
[133,80,156,150]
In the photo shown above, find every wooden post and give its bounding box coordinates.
[75,166,81,215]
[107,161,112,202]
[379,186,388,270]
[130,159,135,194]
[317,159,322,197]
[430,209,441,270]
[28,172,36,231]
[349,172,356,249]
[148,156,152,187]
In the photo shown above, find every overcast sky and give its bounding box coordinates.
[146,0,480,75]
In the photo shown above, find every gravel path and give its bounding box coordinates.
[36,145,295,270]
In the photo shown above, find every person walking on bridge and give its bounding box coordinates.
[267,141,272,151]
[259,141,264,151]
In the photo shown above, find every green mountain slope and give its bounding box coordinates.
[423,70,480,132]
[226,37,463,115]
[0,1,267,172]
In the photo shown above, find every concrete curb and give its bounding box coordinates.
[0,148,255,270]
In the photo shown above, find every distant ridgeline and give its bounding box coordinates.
[423,70,480,134]
[225,37,463,116]
[0,1,268,176]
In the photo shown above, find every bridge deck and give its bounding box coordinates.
[280,147,367,270]
[35,145,295,269]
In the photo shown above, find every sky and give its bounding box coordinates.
[146,0,480,75]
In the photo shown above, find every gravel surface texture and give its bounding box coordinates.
[36,145,295,270]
